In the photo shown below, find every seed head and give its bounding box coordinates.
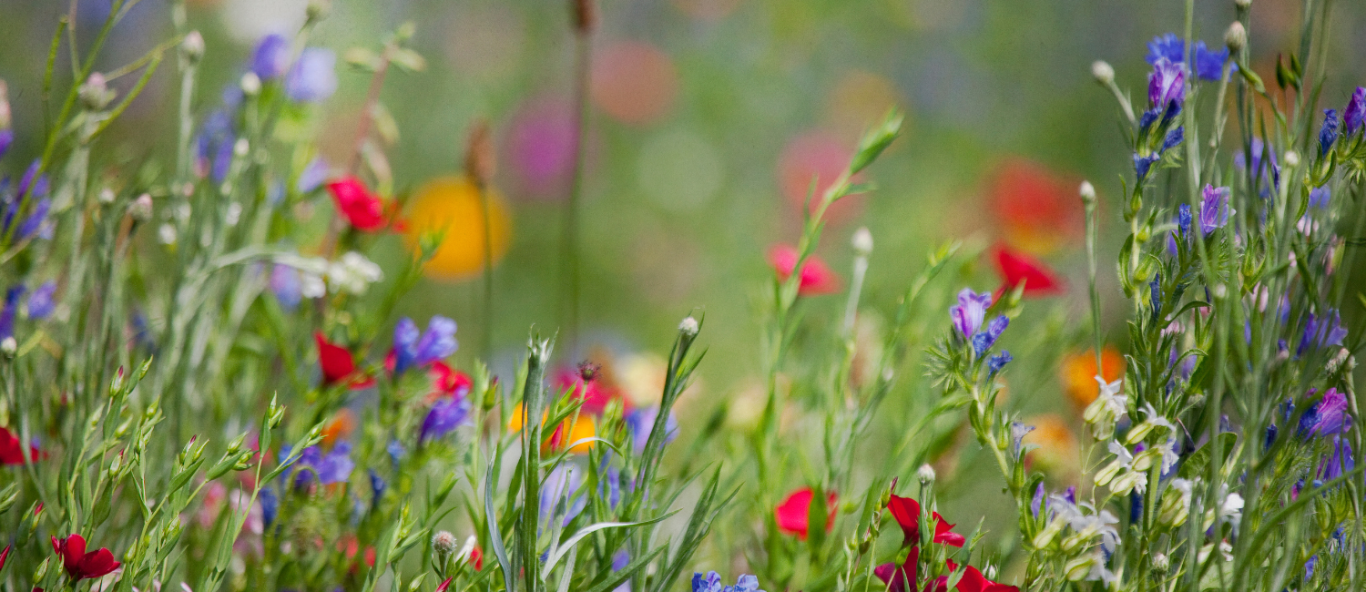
[1091,61,1115,85]
[1284,150,1301,167]
[678,316,700,338]
[577,361,601,382]
[571,0,597,33]
[130,194,154,221]
[1079,181,1097,206]
[465,120,497,188]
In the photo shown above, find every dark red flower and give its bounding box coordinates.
[768,245,841,296]
[0,545,10,572]
[315,333,377,389]
[435,577,454,592]
[775,488,837,540]
[327,177,389,232]
[873,546,918,592]
[886,495,964,547]
[50,535,120,581]
[0,427,41,465]
[926,560,1018,592]
[994,246,1063,298]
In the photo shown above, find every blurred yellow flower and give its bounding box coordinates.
[405,176,511,280]
[1061,347,1126,412]
[506,406,597,454]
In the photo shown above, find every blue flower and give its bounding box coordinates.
[0,285,22,339]
[251,34,292,80]
[280,443,353,488]
[987,351,1013,376]
[1309,186,1331,209]
[1319,109,1339,157]
[420,395,471,442]
[1030,482,1046,517]
[1149,273,1162,317]
[1298,388,1349,438]
[387,439,406,466]
[1319,435,1354,482]
[1345,87,1366,136]
[368,469,386,509]
[1145,34,1185,65]
[540,465,587,527]
[1199,184,1231,235]
[1162,126,1184,153]
[270,264,303,310]
[1298,309,1347,355]
[625,406,679,453]
[692,572,764,592]
[948,288,991,339]
[260,487,279,526]
[286,48,337,103]
[1009,422,1034,458]
[393,316,459,375]
[1134,153,1159,181]
[1191,41,1231,81]
[1148,59,1185,114]
[0,129,12,160]
[971,315,1009,357]
[27,281,55,320]
[1177,203,1192,238]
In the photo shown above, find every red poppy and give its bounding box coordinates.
[50,535,120,581]
[315,333,377,389]
[926,560,1019,592]
[886,495,965,547]
[0,427,41,465]
[768,245,841,296]
[554,367,621,416]
[469,545,484,571]
[994,246,1063,298]
[327,177,389,232]
[424,362,474,403]
[988,159,1082,254]
[873,547,919,592]
[775,488,837,540]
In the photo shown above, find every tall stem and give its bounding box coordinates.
[562,28,593,350]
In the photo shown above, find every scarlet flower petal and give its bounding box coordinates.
[932,512,966,548]
[872,547,918,592]
[0,545,11,572]
[886,494,922,542]
[995,246,1063,298]
[768,245,841,295]
[76,548,119,580]
[327,177,389,232]
[774,488,837,539]
[470,546,484,571]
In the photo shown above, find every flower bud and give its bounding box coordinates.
[182,31,205,64]
[465,120,497,188]
[241,72,262,97]
[852,227,873,256]
[1234,0,1251,8]
[917,464,936,485]
[1091,61,1115,85]
[1284,151,1300,167]
[1063,555,1094,581]
[679,316,699,338]
[234,138,250,158]
[1079,181,1096,206]
[1225,22,1247,52]
[0,336,16,358]
[432,530,458,556]
[79,73,116,111]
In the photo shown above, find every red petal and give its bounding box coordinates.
[471,546,484,571]
[994,246,1063,298]
[932,512,965,548]
[316,333,358,385]
[886,494,922,542]
[327,177,388,232]
[768,245,841,296]
[1,545,11,571]
[774,488,814,538]
[872,547,918,592]
[76,548,119,580]
[0,428,25,465]
[435,577,454,592]
[63,535,86,570]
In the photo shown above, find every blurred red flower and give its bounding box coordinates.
[926,560,1019,592]
[315,333,376,389]
[50,535,120,581]
[0,427,40,465]
[775,487,837,539]
[769,245,841,295]
[327,177,393,232]
[988,159,1082,255]
[994,246,1063,298]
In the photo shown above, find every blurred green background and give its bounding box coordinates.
[2,0,1366,551]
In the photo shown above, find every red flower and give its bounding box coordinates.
[886,495,964,547]
[50,535,120,581]
[775,488,837,540]
[435,577,454,592]
[327,177,389,232]
[554,367,621,416]
[994,246,1063,298]
[0,545,10,572]
[315,333,377,389]
[988,159,1082,254]
[873,547,918,592]
[424,362,474,403]
[0,427,41,465]
[926,560,1018,592]
[469,545,484,571]
[768,245,841,295]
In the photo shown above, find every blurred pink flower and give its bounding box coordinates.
[768,245,840,295]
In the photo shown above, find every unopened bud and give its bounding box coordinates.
[1234,0,1251,8]
[432,530,458,556]
[1079,181,1096,205]
[679,316,699,338]
[916,464,936,485]
[464,120,496,187]
[130,194,154,221]
[79,73,115,110]
[182,31,205,64]
[99,188,116,204]
[852,227,873,256]
[1284,151,1300,167]
[1,336,16,357]
[1091,61,1115,85]
[1225,22,1247,52]
[240,72,262,97]
[1152,552,1170,573]
[571,0,597,33]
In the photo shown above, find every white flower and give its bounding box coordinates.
[1084,376,1127,440]
[1159,437,1181,474]
[1217,488,1244,525]
[327,251,383,294]
[158,223,178,245]
[300,272,326,299]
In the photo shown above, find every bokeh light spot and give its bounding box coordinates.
[590,41,679,126]
[777,130,862,223]
[637,129,723,212]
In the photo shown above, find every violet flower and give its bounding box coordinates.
[0,129,12,159]
[1298,309,1347,355]
[692,572,763,592]
[1199,184,1230,235]
[1319,109,1339,157]
[420,396,471,442]
[286,48,337,103]
[392,316,459,375]
[1346,87,1366,136]
[0,285,21,339]
[625,407,679,453]
[270,264,303,311]
[1191,42,1231,81]
[1148,58,1185,115]
[1298,388,1349,437]
[27,281,55,320]
[948,288,991,339]
[540,465,587,527]
[1145,34,1185,65]
[988,351,1013,376]
[971,315,1009,357]
[251,34,291,80]
[297,157,330,194]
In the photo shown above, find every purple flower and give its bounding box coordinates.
[286,48,337,103]
[1299,388,1349,437]
[297,157,329,194]
[1319,435,1353,482]
[1319,109,1339,157]
[0,285,22,339]
[1345,87,1366,136]
[625,407,679,453]
[1145,34,1185,65]
[420,396,471,442]
[692,572,763,592]
[1177,203,1192,237]
[391,318,422,374]
[0,129,12,160]
[16,198,50,240]
[270,264,302,310]
[1030,483,1046,517]
[251,34,292,80]
[540,465,587,527]
[260,487,278,526]
[196,110,235,182]
[392,316,458,375]
[1191,42,1231,81]
[1199,184,1230,235]
[1162,126,1185,152]
[948,288,991,339]
[1148,59,1186,113]
[1010,422,1035,458]
[1134,153,1159,180]
[314,442,354,484]
[27,281,56,320]
[971,315,1009,356]
[1298,309,1347,354]
[368,469,386,508]
[987,351,1013,376]
[1309,186,1331,209]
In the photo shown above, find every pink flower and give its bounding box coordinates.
[775,488,837,540]
[768,245,840,295]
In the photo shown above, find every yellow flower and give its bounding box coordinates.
[506,406,597,454]
[1061,348,1125,412]
[405,176,511,280]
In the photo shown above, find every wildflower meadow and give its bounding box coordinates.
[1,0,1365,591]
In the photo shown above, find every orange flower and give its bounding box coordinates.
[1022,414,1079,481]
[1061,348,1126,411]
[506,407,597,454]
[405,176,511,281]
[321,409,355,447]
